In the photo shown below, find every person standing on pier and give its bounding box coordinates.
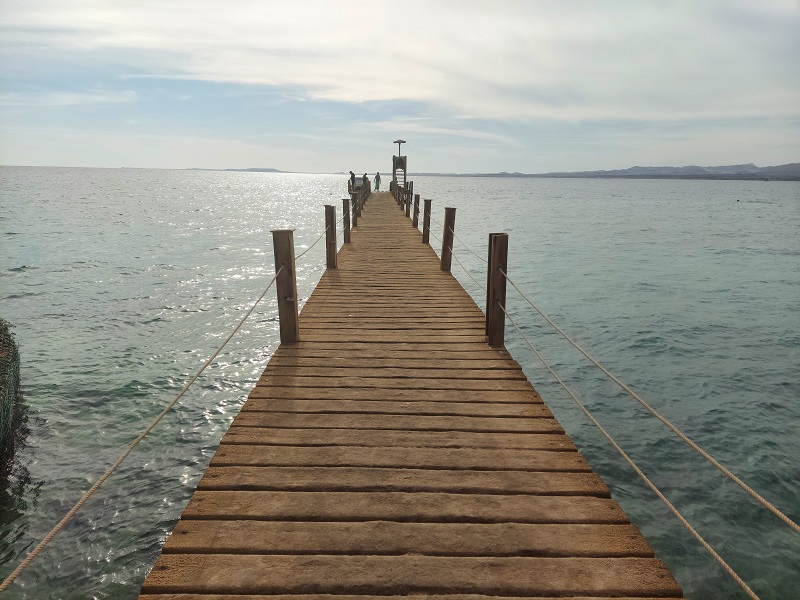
[375,172,381,191]
[348,171,355,194]
[362,173,368,188]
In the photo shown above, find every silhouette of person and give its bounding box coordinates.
[375,172,381,190]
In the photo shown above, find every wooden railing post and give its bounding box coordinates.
[441,207,456,272]
[486,233,508,347]
[342,198,351,243]
[422,198,432,244]
[405,189,412,218]
[352,193,358,227]
[412,193,420,228]
[271,229,299,344]
[486,233,495,335]
[325,205,337,269]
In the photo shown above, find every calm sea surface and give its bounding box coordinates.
[0,166,798,599]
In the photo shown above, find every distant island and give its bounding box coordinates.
[186,163,800,181]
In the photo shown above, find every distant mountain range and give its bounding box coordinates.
[187,163,800,181]
[412,163,800,181]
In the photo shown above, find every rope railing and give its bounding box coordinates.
[499,268,799,534]
[0,265,286,591]
[449,226,488,264]
[451,250,487,293]
[295,225,331,260]
[428,227,443,246]
[419,205,799,535]
[425,220,487,301]
[498,302,760,600]
[2,191,367,591]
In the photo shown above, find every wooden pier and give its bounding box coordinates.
[139,191,683,598]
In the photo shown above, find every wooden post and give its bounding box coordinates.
[441,207,456,272]
[422,198,432,244]
[271,229,299,344]
[325,205,337,269]
[405,190,412,218]
[352,195,358,227]
[412,193,420,228]
[486,233,496,335]
[486,233,509,347]
[342,198,351,243]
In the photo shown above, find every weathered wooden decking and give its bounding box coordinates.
[139,191,683,598]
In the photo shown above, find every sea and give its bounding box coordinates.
[0,166,797,599]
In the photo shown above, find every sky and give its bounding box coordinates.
[1,0,798,173]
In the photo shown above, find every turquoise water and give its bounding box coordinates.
[1,167,798,598]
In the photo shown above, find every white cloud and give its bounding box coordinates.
[3,0,798,122]
[1,0,797,170]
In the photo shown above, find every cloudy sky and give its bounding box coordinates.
[1,0,798,173]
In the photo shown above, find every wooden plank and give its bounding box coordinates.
[298,322,485,330]
[196,466,611,496]
[254,376,535,391]
[272,346,516,360]
[220,428,575,451]
[246,386,539,403]
[297,332,488,343]
[162,521,653,557]
[210,445,589,472]
[230,413,563,433]
[179,490,628,523]
[298,315,485,322]
[261,365,527,380]
[269,341,503,352]
[144,593,686,600]
[266,356,522,369]
[300,307,484,316]
[141,555,683,596]
[239,399,547,416]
